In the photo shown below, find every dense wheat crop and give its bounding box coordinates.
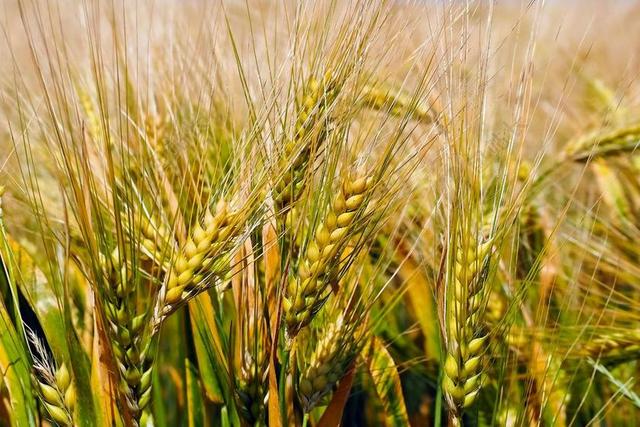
[1,0,640,425]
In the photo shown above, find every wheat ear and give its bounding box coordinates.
[361,82,439,125]
[284,175,373,336]
[236,350,269,424]
[443,223,494,422]
[564,124,640,161]
[28,331,75,426]
[582,329,640,363]
[274,73,338,214]
[101,247,153,424]
[161,199,240,315]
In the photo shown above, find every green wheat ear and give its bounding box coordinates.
[297,316,353,411]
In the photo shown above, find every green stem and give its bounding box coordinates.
[435,362,443,427]
[302,412,309,427]
[279,346,290,425]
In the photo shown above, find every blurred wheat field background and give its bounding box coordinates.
[1,0,640,426]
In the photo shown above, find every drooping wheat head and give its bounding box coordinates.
[581,329,640,363]
[162,200,238,308]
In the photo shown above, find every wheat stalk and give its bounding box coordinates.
[0,186,5,218]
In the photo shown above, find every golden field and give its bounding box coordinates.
[1,1,640,426]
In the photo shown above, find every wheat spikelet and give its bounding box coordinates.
[284,174,373,336]
[564,124,640,161]
[27,331,75,426]
[229,238,271,425]
[361,82,439,124]
[77,85,102,143]
[235,350,269,425]
[144,112,168,159]
[591,158,633,222]
[582,329,640,363]
[484,289,507,327]
[124,212,173,267]
[34,363,75,427]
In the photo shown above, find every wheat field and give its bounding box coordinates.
[1,0,640,426]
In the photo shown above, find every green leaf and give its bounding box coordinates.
[7,241,68,364]
[397,257,441,361]
[6,240,99,426]
[185,358,206,427]
[188,293,225,404]
[363,337,410,427]
[0,246,38,426]
[65,325,99,427]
